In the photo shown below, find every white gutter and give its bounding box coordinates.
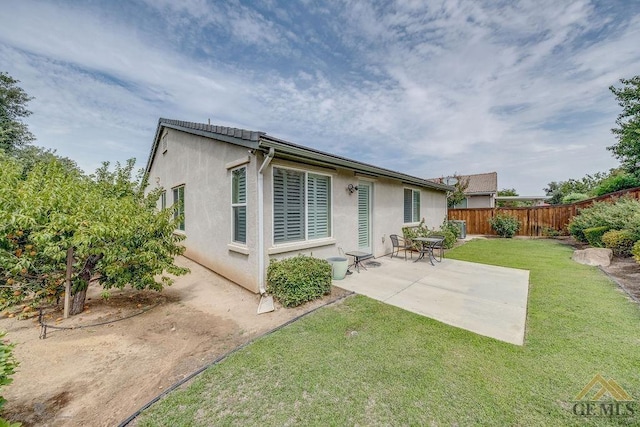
[257,147,275,294]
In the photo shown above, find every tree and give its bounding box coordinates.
[0,72,35,152]
[0,154,189,316]
[496,188,520,207]
[544,172,608,204]
[608,76,640,177]
[445,174,470,208]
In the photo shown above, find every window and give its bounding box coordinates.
[273,168,331,244]
[161,132,168,153]
[454,198,468,209]
[172,185,185,231]
[404,188,420,223]
[232,167,247,244]
[160,190,166,210]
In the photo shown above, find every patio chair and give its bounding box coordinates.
[429,234,445,262]
[390,234,413,260]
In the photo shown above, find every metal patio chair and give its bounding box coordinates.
[390,234,413,260]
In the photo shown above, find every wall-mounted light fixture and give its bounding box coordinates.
[347,184,359,194]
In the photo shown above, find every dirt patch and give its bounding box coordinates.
[601,257,640,302]
[0,257,351,427]
[555,236,640,302]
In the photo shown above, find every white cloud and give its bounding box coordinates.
[0,0,638,193]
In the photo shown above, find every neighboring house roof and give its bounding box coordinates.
[463,172,497,195]
[430,172,497,196]
[146,118,454,192]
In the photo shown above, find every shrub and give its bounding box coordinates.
[593,172,640,196]
[583,226,611,247]
[633,241,640,264]
[443,220,462,239]
[489,214,520,238]
[402,220,457,249]
[266,255,332,308]
[568,196,640,242]
[0,332,18,414]
[602,230,638,257]
[562,192,589,204]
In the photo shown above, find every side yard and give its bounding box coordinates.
[136,239,640,426]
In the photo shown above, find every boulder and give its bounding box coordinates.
[572,248,613,267]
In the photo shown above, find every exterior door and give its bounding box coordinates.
[358,181,372,253]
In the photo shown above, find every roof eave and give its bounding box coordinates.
[258,136,453,192]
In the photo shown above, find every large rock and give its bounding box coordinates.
[572,248,613,267]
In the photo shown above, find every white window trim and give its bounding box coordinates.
[231,166,247,245]
[172,184,185,232]
[271,166,334,246]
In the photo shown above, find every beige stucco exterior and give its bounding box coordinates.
[146,124,448,293]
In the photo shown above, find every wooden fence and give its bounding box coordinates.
[448,187,640,237]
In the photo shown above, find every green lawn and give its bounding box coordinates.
[137,239,640,426]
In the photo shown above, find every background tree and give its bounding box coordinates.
[0,154,189,316]
[608,76,640,177]
[0,72,35,152]
[496,188,524,207]
[544,172,608,204]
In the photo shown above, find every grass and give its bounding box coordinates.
[137,239,640,426]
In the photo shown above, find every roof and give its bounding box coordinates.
[145,118,453,192]
[430,172,497,195]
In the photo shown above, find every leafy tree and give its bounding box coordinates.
[0,154,188,316]
[544,172,608,204]
[608,76,640,176]
[496,188,526,207]
[0,72,35,152]
[592,170,640,196]
[11,145,80,177]
[445,174,470,208]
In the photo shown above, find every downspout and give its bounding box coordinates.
[257,147,275,294]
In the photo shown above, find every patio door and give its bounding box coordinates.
[358,181,372,254]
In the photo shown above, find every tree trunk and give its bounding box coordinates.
[69,288,87,316]
[68,253,103,316]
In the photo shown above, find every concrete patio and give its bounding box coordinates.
[333,256,530,345]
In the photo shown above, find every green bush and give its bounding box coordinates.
[562,192,589,204]
[583,226,611,247]
[402,220,457,249]
[568,196,640,242]
[489,214,520,238]
[593,172,640,196]
[602,230,638,257]
[633,241,640,264]
[266,255,332,308]
[443,220,462,239]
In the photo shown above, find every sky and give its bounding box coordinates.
[1,0,639,194]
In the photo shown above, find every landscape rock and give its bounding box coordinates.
[572,248,613,267]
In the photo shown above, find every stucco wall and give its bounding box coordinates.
[146,129,448,293]
[262,161,448,262]
[467,194,494,208]
[146,129,260,292]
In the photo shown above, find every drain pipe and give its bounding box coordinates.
[257,147,275,294]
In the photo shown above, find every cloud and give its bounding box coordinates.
[0,0,638,193]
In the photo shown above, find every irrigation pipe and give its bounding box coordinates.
[38,302,160,339]
[118,291,355,427]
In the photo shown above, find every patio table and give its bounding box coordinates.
[413,237,444,266]
[345,251,372,273]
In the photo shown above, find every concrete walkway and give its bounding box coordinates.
[333,256,530,345]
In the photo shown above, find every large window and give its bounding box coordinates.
[273,168,331,244]
[232,167,247,244]
[172,185,185,231]
[404,188,420,223]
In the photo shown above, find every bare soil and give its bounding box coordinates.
[0,257,350,426]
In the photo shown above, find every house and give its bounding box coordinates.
[144,118,453,294]
[433,172,498,208]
